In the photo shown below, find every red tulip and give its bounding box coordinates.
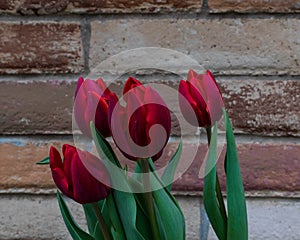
[109,77,171,161]
[74,77,115,138]
[179,70,224,127]
[49,144,110,204]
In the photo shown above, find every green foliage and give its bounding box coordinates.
[90,122,145,240]
[224,110,248,240]
[161,141,182,191]
[36,156,49,165]
[203,123,227,240]
[57,191,95,240]
[203,110,248,240]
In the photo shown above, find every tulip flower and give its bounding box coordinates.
[178,70,224,128]
[49,144,110,204]
[74,77,115,138]
[108,77,171,161]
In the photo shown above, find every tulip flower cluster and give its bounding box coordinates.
[38,69,247,240]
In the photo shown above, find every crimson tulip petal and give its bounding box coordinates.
[116,79,171,161]
[75,77,84,97]
[188,81,211,127]
[62,144,77,188]
[50,145,110,204]
[143,87,171,159]
[49,146,72,199]
[127,90,148,147]
[49,146,63,169]
[179,80,206,126]
[92,92,111,138]
[123,77,143,95]
[71,151,109,204]
[74,77,114,138]
[181,70,224,127]
[201,72,224,124]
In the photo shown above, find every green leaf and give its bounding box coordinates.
[148,160,186,240]
[135,199,153,240]
[83,204,98,235]
[110,190,145,240]
[56,191,95,240]
[90,122,121,168]
[105,193,126,240]
[36,156,49,165]
[92,222,104,240]
[161,141,182,191]
[224,110,248,240]
[203,123,227,240]
[83,202,107,239]
[90,123,145,240]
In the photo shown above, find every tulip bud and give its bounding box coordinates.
[74,77,115,138]
[109,77,171,161]
[49,144,110,204]
[179,70,224,128]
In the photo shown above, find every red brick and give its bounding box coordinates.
[0,22,83,74]
[0,0,202,14]
[1,79,299,136]
[0,80,75,134]
[0,140,299,193]
[172,142,300,192]
[220,80,300,137]
[208,0,300,13]
[90,19,300,76]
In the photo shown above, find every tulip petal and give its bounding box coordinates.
[144,87,171,160]
[127,91,148,147]
[188,81,211,127]
[71,150,109,204]
[189,71,224,125]
[75,77,84,97]
[123,77,143,95]
[49,146,72,198]
[179,80,208,127]
[74,78,113,138]
[62,144,77,190]
[86,91,111,138]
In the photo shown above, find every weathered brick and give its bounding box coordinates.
[90,18,300,76]
[208,0,300,13]
[0,79,299,136]
[0,140,299,192]
[220,80,300,136]
[0,80,75,134]
[0,0,202,14]
[0,22,83,74]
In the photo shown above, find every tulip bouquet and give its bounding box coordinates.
[38,69,247,240]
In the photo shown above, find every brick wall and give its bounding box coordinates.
[0,0,299,213]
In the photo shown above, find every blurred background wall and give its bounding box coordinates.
[0,1,299,239]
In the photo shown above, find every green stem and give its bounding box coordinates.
[216,174,227,225]
[91,202,112,240]
[140,158,161,240]
[205,127,227,224]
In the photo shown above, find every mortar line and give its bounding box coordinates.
[1,74,300,83]
[1,12,300,22]
[0,134,299,144]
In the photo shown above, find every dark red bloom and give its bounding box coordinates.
[74,77,115,138]
[109,77,171,161]
[49,144,110,204]
[179,70,224,128]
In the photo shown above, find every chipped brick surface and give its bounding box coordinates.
[0,140,299,192]
[1,79,299,136]
[0,22,83,74]
[0,80,75,134]
[90,19,300,76]
[208,0,300,13]
[0,0,202,14]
